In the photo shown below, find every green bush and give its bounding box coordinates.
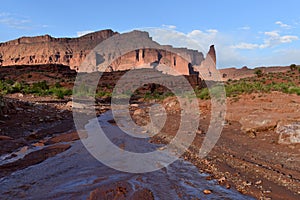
[196,88,210,100]
[49,87,72,99]
[12,81,23,93]
[254,69,263,77]
[290,64,297,71]
[96,90,112,98]
[288,86,300,95]
[54,82,62,88]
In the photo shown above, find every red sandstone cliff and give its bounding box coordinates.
[0,30,117,70]
[0,30,215,75]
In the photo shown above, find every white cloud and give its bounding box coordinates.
[261,31,298,48]
[264,31,279,37]
[230,43,259,50]
[0,12,48,30]
[77,30,94,37]
[231,31,298,49]
[239,26,251,30]
[139,27,300,68]
[162,24,177,29]
[0,12,32,29]
[142,28,246,68]
[207,29,218,33]
[275,21,292,29]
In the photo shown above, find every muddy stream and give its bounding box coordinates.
[0,111,254,199]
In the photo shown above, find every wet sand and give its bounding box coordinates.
[0,111,254,199]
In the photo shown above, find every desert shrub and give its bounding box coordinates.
[290,64,297,71]
[49,87,72,99]
[288,86,300,95]
[96,90,112,98]
[254,69,263,77]
[29,81,49,95]
[196,88,210,100]
[54,82,62,88]
[35,81,49,90]
[142,90,175,100]
[73,83,95,97]
[0,80,11,94]
[11,81,23,93]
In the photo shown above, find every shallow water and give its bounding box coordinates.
[0,111,254,199]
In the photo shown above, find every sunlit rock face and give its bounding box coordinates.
[0,30,216,76]
[0,30,117,70]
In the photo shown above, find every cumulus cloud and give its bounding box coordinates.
[142,27,247,68]
[260,31,298,48]
[77,30,94,37]
[275,21,292,29]
[140,27,300,68]
[231,31,298,49]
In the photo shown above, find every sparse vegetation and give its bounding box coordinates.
[0,79,72,99]
[290,64,297,71]
[96,89,112,98]
[194,70,300,99]
[195,88,210,100]
[143,91,174,100]
[254,69,263,77]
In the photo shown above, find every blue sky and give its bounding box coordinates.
[1,0,300,68]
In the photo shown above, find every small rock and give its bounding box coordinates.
[66,101,73,107]
[157,146,166,151]
[32,142,44,147]
[276,121,300,144]
[263,190,271,194]
[19,146,29,154]
[16,107,24,111]
[225,183,231,189]
[203,189,212,194]
[133,108,146,116]
[218,177,226,185]
[130,104,139,107]
[247,130,256,138]
[255,180,262,185]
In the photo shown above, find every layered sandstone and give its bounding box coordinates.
[0,30,117,70]
[0,30,215,75]
[108,48,201,75]
[193,45,218,80]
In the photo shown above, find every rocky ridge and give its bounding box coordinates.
[0,30,213,75]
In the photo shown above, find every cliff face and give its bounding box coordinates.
[108,48,201,75]
[0,30,117,70]
[192,45,218,80]
[0,30,215,75]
